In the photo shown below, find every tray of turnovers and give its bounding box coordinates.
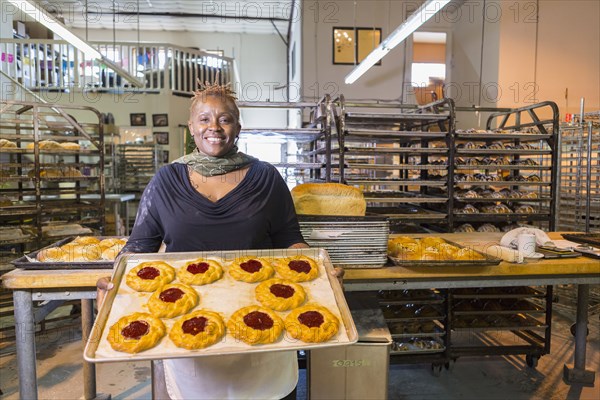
[11,236,128,269]
[84,248,357,362]
[387,236,502,267]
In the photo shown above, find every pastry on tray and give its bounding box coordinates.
[178,258,224,286]
[273,255,319,282]
[284,304,340,343]
[229,256,274,283]
[126,261,176,292]
[147,283,199,319]
[107,312,166,353]
[227,305,284,345]
[255,278,307,311]
[169,309,226,350]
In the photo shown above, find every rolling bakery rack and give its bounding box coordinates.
[0,100,105,272]
[331,95,455,232]
[451,101,559,233]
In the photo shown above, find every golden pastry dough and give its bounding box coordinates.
[273,255,319,282]
[72,236,101,245]
[99,237,127,250]
[178,258,223,286]
[227,305,284,345]
[36,246,65,262]
[60,142,81,150]
[126,261,176,292]
[255,278,306,311]
[228,256,274,283]
[284,304,340,343]
[169,309,226,350]
[100,243,125,260]
[147,283,199,319]
[107,312,166,353]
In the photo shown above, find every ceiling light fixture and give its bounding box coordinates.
[7,0,102,59]
[344,0,451,84]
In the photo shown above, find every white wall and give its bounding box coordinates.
[497,0,600,115]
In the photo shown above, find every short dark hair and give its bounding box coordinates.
[190,79,239,119]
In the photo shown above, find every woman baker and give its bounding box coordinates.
[99,81,339,399]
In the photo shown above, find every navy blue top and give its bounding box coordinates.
[122,161,306,253]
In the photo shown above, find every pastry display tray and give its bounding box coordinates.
[84,248,358,363]
[11,236,125,269]
[388,240,502,267]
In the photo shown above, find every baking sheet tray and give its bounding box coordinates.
[84,248,358,363]
[562,233,600,248]
[11,236,126,269]
[388,239,502,267]
[390,337,445,355]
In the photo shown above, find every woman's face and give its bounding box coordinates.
[188,96,241,157]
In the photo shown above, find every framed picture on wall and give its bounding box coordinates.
[153,113,169,127]
[333,27,382,65]
[154,132,169,145]
[130,113,146,126]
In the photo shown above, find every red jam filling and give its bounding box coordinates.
[288,260,311,274]
[121,320,149,339]
[182,316,208,335]
[243,311,274,330]
[240,259,262,273]
[270,284,295,298]
[159,287,185,303]
[137,266,160,280]
[298,311,324,328]
[187,262,210,275]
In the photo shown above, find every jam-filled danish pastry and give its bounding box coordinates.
[147,283,199,318]
[228,256,274,283]
[255,278,306,311]
[169,309,226,350]
[284,304,339,343]
[126,261,175,292]
[178,258,223,286]
[227,305,284,345]
[107,312,166,353]
[273,255,319,282]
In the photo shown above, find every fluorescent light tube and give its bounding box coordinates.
[345,0,451,84]
[7,0,102,59]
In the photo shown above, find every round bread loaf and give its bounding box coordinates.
[291,183,366,216]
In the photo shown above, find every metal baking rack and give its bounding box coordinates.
[330,96,454,232]
[237,98,332,184]
[0,100,106,271]
[450,101,559,232]
[447,286,553,368]
[556,112,600,232]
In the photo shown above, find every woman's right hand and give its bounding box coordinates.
[96,277,114,308]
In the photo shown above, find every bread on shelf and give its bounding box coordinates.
[291,183,366,216]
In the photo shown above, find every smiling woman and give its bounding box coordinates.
[115,79,309,399]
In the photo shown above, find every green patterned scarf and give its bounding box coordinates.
[172,146,257,177]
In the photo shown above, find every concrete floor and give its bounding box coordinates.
[0,298,598,400]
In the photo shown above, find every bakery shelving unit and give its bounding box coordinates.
[451,101,559,233]
[331,96,456,232]
[447,286,553,368]
[377,289,449,375]
[556,112,600,232]
[237,96,332,185]
[115,144,159,194]
[0,100,105,268]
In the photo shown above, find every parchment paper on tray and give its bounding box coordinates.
[84,248,357,363]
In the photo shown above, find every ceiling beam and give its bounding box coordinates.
[84,11,289,22]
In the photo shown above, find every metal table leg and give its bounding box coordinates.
[13,289,38,400]
[563,284,596,385]
[82,299,97,399]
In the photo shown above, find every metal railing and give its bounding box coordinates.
[1,39,235,94]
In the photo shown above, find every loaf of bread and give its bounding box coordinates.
[291,183,366,216]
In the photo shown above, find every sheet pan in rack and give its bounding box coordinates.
[84,248,357,362]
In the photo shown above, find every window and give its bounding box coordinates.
[333,27,382,65]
